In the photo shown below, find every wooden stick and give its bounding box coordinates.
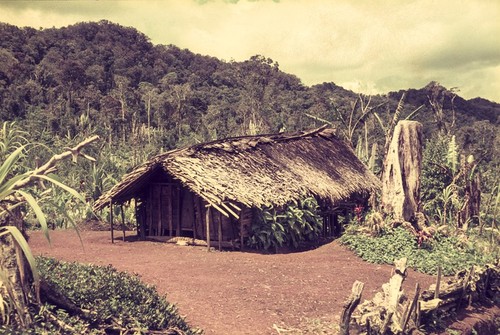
[221,202,240,219]
[415,301,421,328]
[339,280,364,335]
[218,211,222,251]
[110,201,114,244]
[198,197,205,238]
[240,216,244,251]
[168,187,173,236]
[176,187,181,236]
[206,205,211,251]
[434,266,442,299]
[458,266,475,309]
[120,205,125,242]
[380,311,394,334]
[192,194,197,241]
[198,193,230,218]
[227,202,241,212]
[400,283,420,333]
[147,188,153,236]
[156,186,162,236]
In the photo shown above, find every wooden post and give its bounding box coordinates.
[458,266,474,309]
[110,201,114,244]
[176,187,181,236]
[120,205,126,242]
[415,301,421,328]
[198,197,205,238]
[339,280,364,335]
[218,211,222,251]
[400,283,420,333]
[434,266,442,299]
[322,214,328,236]
[191,194,197,241]
[240,217,244,251]
[147,188,153,236]
[135,198,141,238]
[206,205,211,251]
[168,187,173,236]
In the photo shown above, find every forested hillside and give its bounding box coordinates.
[0,20,498,198]
[1,20,499,334]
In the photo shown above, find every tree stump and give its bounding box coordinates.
[339,280,365,335]
[381,121,423,221]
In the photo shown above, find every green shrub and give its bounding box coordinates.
[28,257,201,334]
[340,226,496,275]
[248,197,323,251]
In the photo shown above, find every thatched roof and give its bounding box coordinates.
[94,127,380,215]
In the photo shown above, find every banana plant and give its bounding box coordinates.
[0,135,98,329]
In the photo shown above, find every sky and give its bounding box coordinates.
[0,0,499,102]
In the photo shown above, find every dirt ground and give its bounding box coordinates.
[28,230,467,334]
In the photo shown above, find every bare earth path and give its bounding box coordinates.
[29,230,436,335]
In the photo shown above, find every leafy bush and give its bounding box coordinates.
[248,197,323,251]
[340,226,496,275]
[421,135,453,221]
[29,257,201,334]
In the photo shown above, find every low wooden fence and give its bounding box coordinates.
[339,258,499,335]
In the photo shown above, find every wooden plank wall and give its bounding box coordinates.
[139,180,251,247]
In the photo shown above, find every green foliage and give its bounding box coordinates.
[421,135,453,217]
[248,197,323,251]
[340,226,496,275]
[33,257,200,334]
[0,127,91,330]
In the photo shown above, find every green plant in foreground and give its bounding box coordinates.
[35,257,200,334]
[0,134,98,330]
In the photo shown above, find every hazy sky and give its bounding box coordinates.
[1,0,499,102]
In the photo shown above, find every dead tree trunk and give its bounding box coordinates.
[339,280,364,335]
[381,121,423,221]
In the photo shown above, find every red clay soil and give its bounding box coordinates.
[28,230,449,334]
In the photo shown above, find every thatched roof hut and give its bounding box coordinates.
[95,127,379,210]
[94,126,380,248]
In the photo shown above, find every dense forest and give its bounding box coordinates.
[0,19,498,209]
[1,20,499,334]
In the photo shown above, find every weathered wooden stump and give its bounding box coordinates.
[381,121,423,221]
[339,280,365,335]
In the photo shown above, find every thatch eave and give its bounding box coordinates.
[93,127,381,212]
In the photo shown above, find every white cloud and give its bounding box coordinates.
[0,0,499,102]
